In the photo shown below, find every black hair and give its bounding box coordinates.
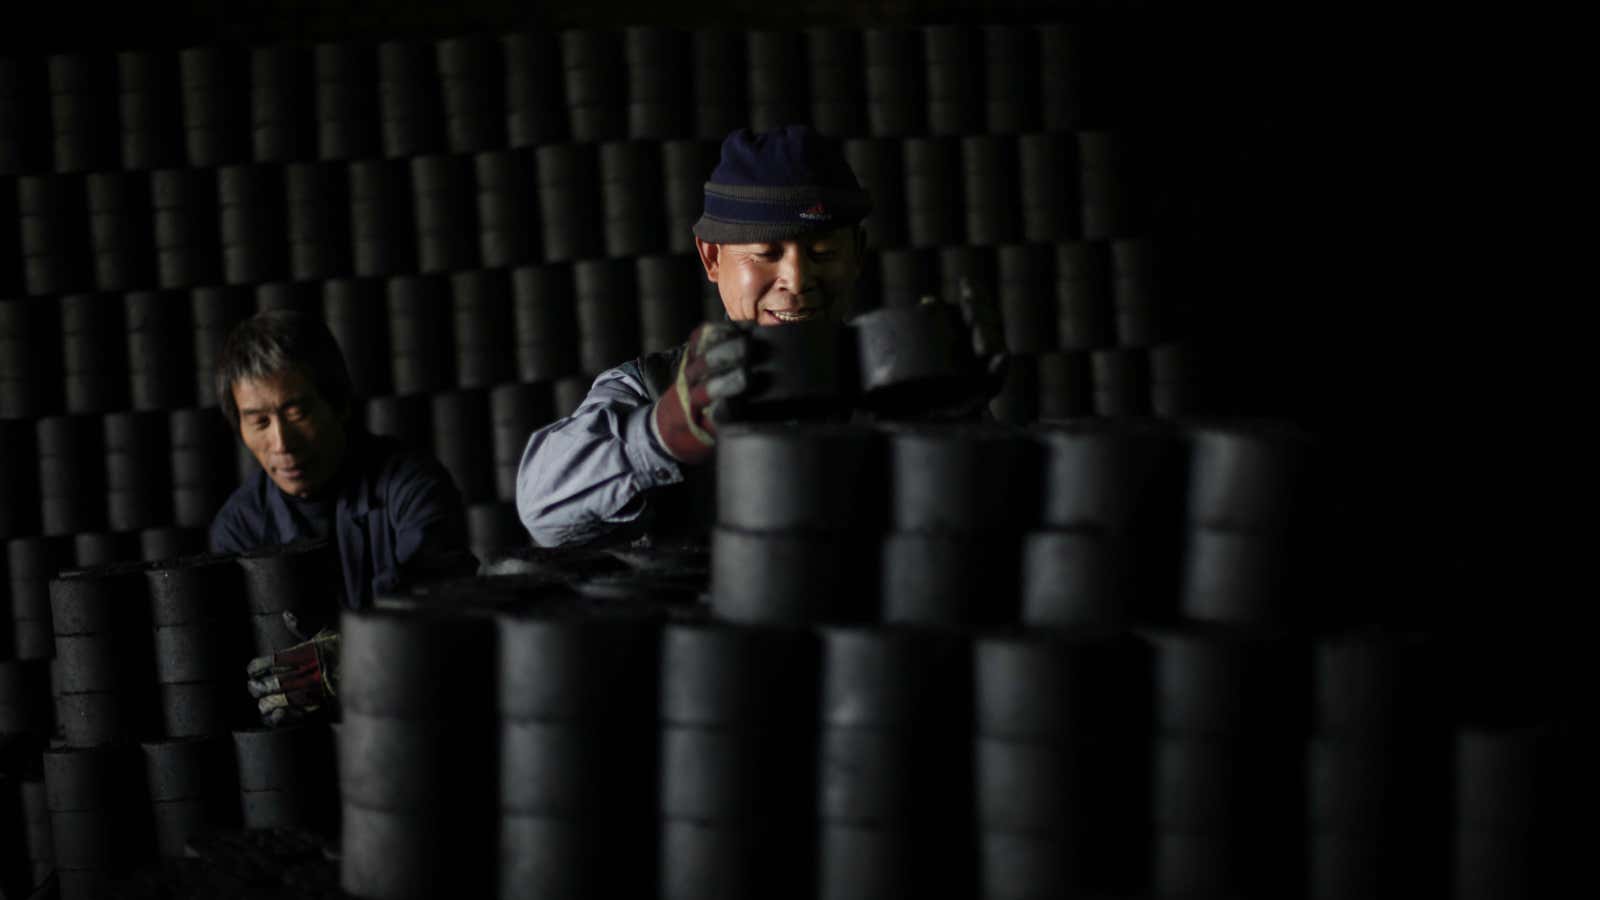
[215,310,354,431]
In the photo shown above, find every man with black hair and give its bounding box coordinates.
[210,310,476,723]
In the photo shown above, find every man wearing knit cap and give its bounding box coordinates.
[516,125,1000,547]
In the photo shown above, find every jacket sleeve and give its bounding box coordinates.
[514,363,686,547]
[381,450,480,591]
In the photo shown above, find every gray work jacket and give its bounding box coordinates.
[515,346,693,547]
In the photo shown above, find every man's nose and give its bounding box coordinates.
[265,417,300,454]
[776,245,812,292]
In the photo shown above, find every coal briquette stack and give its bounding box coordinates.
[58,292,130,414]
[502,32,567,147]
[560,29,627,142]
[806,27,865,139]
[511,265,582,385]
[498,605,663,898]
[125,289,195,410]
[321,277,390,397]
[735,319,854,421]
[48,53,120,173]
[0,296,61,419]
[236,538,346,654]
[863,28,922,137]
[150,168,223,289]
[146,554,254,737]
[1110,237,1180,348]
[1089,349,1149,420]
[902,137,961,248]
[1450,725,1574,900]
[378,40,446,158]
[364,394,432,454]
[1149,340,1210,419]
[411,154,478,273]
[189,285,255,406]
[490,382,556,501]
[450,270,515,388]
[141,736,240,857]
[50,563,161,746]
[1025,421,1187,628]
[975,632,1151,897]
[350,158,418,277]
[880,425,1036,626]
[169,408,237,529]
[314,41,380,161]
[178,47,250,166]
[637,254,706,353]
[818,627,974,899]
[71,532,142,569]
[923,26,982,136]
[535,143,604,262]
[746,30,808,132]
[1035,352,1092,432]
[1019,133,1080,243]
[625,25,691,140]
[474,149,539,268]
[712,425,883,625]
[1054,241,1112,351]
[116,50,184,170]
[437,35,507,152]
[137,527,206,563]
[103,411,173,532]
[385,275,453,396]
[18,174,90,296]
[987,352,1038,425]
[86,171,157,291]
[996,244,1055,355]
[662,138,718,254]
[37,415,107,537]
[233,723,337,832]
[573,258,642,375]
[936,246,995,306]
[250,44,317,163]
[15,775,53,889]
[1145,627,1311,899]
[600,140,666,257]
[961,135,1020,246]
[217,163,289,284]
[285,160,353,279]
[466,502,526,563]
[7,537,73,660]
[983,26,1038,134]
[659,624,819,900]
[43,745,156,897]
[340,608,497,898]
[431,389,494,503]
[1180,423,1316,627]
[0,57,39,173]
[851,302,987,419]
[691,29,747,140]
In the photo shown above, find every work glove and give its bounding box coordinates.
[650,322,750,465]
[245,611,341,727]
[919,276,1010,416]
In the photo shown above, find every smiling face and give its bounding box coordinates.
[232,366,349,499]
[694,227,866,326]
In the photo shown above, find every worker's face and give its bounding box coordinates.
[695,227,865,326]
[232,367,349,499]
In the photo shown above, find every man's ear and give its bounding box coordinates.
[694,237,722,283]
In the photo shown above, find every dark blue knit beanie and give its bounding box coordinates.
[693,125,872,244]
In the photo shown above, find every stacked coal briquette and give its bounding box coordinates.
[339,605,497,898]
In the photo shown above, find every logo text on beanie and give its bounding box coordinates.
[798,202,831,222]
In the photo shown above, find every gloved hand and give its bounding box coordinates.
[650,322,750,465]
[245,612,341,727]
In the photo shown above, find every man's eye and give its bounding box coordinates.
[251,417,271,430]
[284,405,305,421]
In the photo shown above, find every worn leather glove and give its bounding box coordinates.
[245,612,341,727]
[650,322,750,465]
